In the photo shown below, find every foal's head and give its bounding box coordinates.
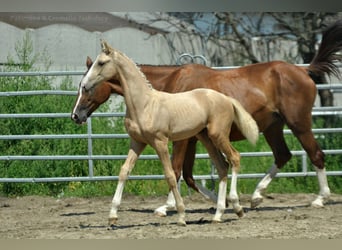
[80,40,119,91]
[71,54,123,124]
[71,40,124,124]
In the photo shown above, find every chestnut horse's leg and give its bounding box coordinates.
[290,130,330,207]
[109,139,146,226]
[283,96,330,207]
[181,137,198,191]
[251,120,292,208]
[182,138,222,202]
[182,137,221,202]
[252,110,330,208]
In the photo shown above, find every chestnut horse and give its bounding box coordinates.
[72,20,342,216]
[74,40,259,225]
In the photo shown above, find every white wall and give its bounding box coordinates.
[0,22,197,70]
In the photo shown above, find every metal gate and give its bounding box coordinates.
[0,69,342,183]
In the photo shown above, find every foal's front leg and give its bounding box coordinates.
[154,139,189,216]
[108,139,146,226]
[154,140,186,226]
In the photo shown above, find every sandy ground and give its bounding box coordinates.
[1,193,342,239]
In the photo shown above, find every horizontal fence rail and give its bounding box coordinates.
[0,67,341,184]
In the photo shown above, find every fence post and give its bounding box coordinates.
[87,117,94,178]
[302,151,308,176]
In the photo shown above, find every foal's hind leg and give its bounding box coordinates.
[222,146,244,218]
[207,129,244,219]
[154,137,218,217]
[197,129,244,221]
[196,131,229,223]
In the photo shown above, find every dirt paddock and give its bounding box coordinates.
[1,193,342,239]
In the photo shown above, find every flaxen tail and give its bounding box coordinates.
[230,97,259,145]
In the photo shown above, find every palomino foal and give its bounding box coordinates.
[75,40,259,225]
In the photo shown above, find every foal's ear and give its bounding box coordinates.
[100,39,113,55]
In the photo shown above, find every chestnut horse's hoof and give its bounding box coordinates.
[251,197,263,209]
[236,208,245,218]
[311,199,324,208]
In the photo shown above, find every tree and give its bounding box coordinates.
[149,12,342,106]
[266,13,341,107]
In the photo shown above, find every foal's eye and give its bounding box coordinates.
[98,61,106,66]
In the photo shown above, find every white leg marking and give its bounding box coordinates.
[109,181,125,220]
[311,166,331,208]
[108,140,145,225]
[212,178,227,222]
[229,169,244,217]
[154,191,176,216]
[251,164,279,208]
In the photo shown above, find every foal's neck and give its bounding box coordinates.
[115,51,154,118]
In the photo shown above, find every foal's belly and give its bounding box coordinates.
[168,125,205,142]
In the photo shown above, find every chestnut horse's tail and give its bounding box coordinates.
[308,19,342,79]
[230,98,259,145]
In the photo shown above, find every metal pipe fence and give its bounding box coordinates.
[0,68,342,183]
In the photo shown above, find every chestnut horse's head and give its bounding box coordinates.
[71,52,123,124]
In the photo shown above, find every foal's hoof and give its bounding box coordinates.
[154,211,167,217]
[211,219,222,224]
[177,220,187,226]
[251,197,263,209]
[108,217,118,226]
